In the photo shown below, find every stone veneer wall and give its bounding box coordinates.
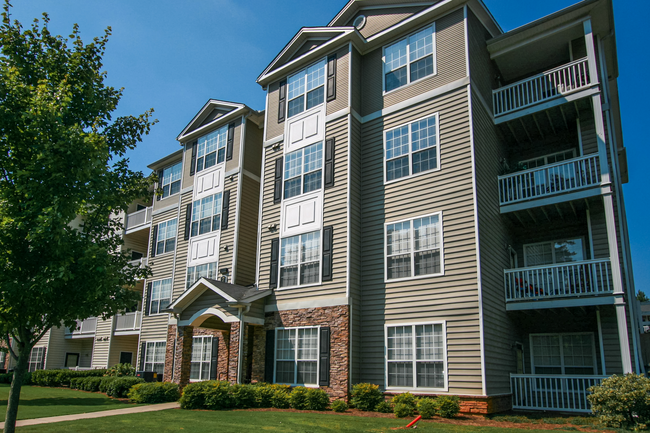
[384,392,512,415]
[262,305,350,399]
[227,322,240,383]
[250,326,265,383]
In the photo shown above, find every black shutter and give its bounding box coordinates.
[189,140,197,176]
[210,337,219,380]
[184,204,192,241]
[327,54,337,102]
[324,138,335,189]
[269,238,279,289]
[221,190,231,230]
[273,157,283,204]
[265,330,275,383]
[139,342,146,371]
[322,226,333,281]
[150,225,158,258]
[226,122,235,161]
[319,327,330,386]
[145,282,152,316]
[278,80,287,123]
[40,348,46,370]
[156,170,163,201]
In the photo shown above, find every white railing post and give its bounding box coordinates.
[511,374,606,412]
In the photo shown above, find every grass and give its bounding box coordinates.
[10,409,595,433]
[487,412,601,428]
[0,384,141,422]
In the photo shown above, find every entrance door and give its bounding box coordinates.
[120,352,133,365]
[65,353,79,368]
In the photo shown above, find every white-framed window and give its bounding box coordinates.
[186,262,219,289]
[530,333,597,375]
[275,327,319,385]
[385,212,443,281]
[384,24,436,93]
[385,322,446,390]
[190,336,213,381]
[196,124,228,173]
[143,341,166,375]
[280,231,320,288]
[284,142,323,200]
[520,149,576,170]
[155,219,177,255]
[160,162,182,199]
[28,346,45,372]
[287,58,327,119]
[0,350,6,367]
[191,193,222,237]
[150,278,172,315]
[385,114,439,183]
[523,238,585,267]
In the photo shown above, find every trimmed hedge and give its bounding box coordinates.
[70,376,102,392]
[30,369,107,387]
[105,377,145,398]
[128,382,180,404]
[0,372,31,385]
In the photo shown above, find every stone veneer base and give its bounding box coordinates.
[384,392,512,414]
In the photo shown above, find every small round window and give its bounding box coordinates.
[353,15,366,30]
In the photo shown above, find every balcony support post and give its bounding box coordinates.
[583,20,600,89]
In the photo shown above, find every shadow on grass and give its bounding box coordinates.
[0,398,129,407]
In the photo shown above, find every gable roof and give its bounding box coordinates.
[328,0,439,28]
[176,99,248,143]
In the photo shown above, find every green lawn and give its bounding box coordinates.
[10,409,585,433]
[0,384,140,422]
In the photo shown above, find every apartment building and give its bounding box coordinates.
[20,0,639,414]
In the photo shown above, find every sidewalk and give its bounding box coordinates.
[0,402,179,429]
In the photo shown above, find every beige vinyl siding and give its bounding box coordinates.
[182,141,194,190]
[266,81,283,141]
[326,46,350,116]
[218,175,239,282]
[351,48,362,115]
[348,6,426,39]
[225,118,243,173]
[244,119,264,176]
[179,290,239,323]
[360,9,467,117]
[257,145,283,290]
[153,156,183,212]
[149,208,179,280]
[123,233,149,259]
[467,8,497,111]
[91,317,114,368]
[472,90,519,395]
[359,86,483,395]
[289,41,327,63]
[246,298,266,322]
[45,335,94,369]
[108,335,139,368]
[43,326,64,369]
[349,115,363,385]
[235,175,261,286]
[171,192,193,299]
[139,315,170,347]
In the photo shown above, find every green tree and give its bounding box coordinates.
[0,3,155,432]
[637,291,649,302]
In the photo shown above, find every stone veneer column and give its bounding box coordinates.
[250,326,266,383]
[228,322,240,383]
[170,326,193,387]
[163,325,176,381]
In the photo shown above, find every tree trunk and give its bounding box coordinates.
[4,346,29,433]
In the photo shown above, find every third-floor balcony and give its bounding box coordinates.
[114,311,142,335]
[124,206,152,233]
[65,317,97,338]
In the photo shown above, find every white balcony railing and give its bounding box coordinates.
[125,207,152,231]
[65,317,97,335]
[505,259,613,302]
[493,58,592,117]
[511,374,606,412]
[499,155,600,206]
[114,312,142,332]
[127,257,148,269]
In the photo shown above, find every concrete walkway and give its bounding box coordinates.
[0,401,180,429]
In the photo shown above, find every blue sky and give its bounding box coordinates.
[7,0,649,293]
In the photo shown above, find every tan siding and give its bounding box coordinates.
[468,8,497,110]
[225,118,243,173]
[182,141,194,190]
[122,234,148,258]
[361,9,467,117]
[108,335,139,368]
[44,327,64,369]
[360,87,482,394]
[247,298,266,322]
[149,207,180,281]
[348,6,425,39]
[243,120,264,176]
[290,41,326,62]
[236,175,261,286]
[349,115,362,384]
[171,192,193,298]
[326,46,350,116]
[139,315,170,343]
[258,145,283,290]
[266,81,283,141]
[91,317,114,368]
[219,175,239,282]
[179,290,239,323]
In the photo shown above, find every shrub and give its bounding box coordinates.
[230,384,257,409]
[0,373,12,384]
[128,382,180,404]
[271,389,291,409]
[394,402,414,418]
[376,401,393,413]
[29,369,106,387]
[305,388,330,411]
[350,383,383,412]
[435,396,460,419]
[255,384,275,408]
[290,386,309,410]
[417,397,437,419]
[105,377,144,398]
[81,377,102,392]
[204,381,233,410]
[105,363,135,377]
[588,374,650,428]
[99,376,116,393]
[331,400,348,412]
[69,377,82,389]
[392,392,417,410]
[180,381,213,410]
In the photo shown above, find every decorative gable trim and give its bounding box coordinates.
[177,99,247,142]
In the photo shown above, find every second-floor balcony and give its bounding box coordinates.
[65,317,97,337]
[114,312,142,335]
[125,206,152,233]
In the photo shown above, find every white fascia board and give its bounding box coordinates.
[168,278,238,313]
[177,102,247,142]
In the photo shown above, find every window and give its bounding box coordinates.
[520,149,576,169]
[150,279,172,315]
[160,162,182,198]
[287,59,327,118]
[386,213,443,281]
[384,25,435,92]
[386,323,446,389]
[28,346,45,372]
[144,341,166,375]
[385,114,439,182]
[530,333,596,375]
[186,262,218,289]
[191,193,222,237]
[280,231,320,288]
[156,219,177,255]
[196,125,228,173]
[284,142,323,200]
[190,336,213,381]
[524,238,584,267]
[275,327,318,385]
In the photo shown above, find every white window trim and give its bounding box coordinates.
[382,23,437,96]
[149,278,173,316]
[277,230,322,290]
[190,192,223,238]
[28,346,45,372]
[286,57,328,119]
[159,162,182,199]
[529,332,598,375]
[384,321,448,392]
[384,211,445,283]
[185,261,219,289]
[383,113,441,185]
[522,236,586,267]
[189,336,213,382]
[273,325,320,387]
[283,142,324,201]
[143,340,166,375]
[155,218,178,257]
[196,124,228,174]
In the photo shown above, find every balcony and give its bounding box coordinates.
[504,259,614,309]
[498,155,601,212]
[65,318,97,337]
[493,58,593,120]
[511,374,605,413]
[114,312,142,335]
[127,257,149,269]
[125,207,152,233]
